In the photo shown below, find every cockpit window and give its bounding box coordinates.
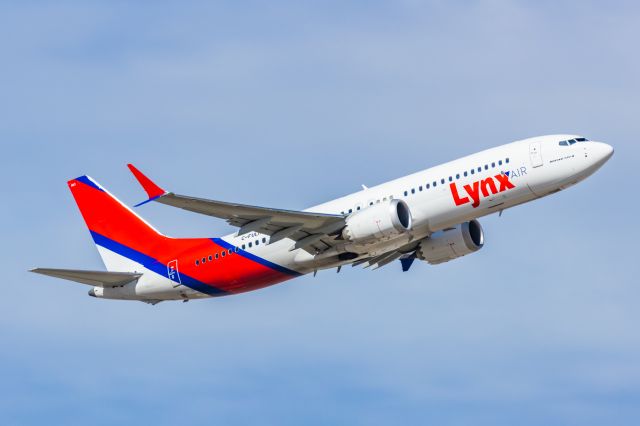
[559,137,589,146]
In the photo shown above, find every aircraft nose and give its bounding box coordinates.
[592,141,614,165]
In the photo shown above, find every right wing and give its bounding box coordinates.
[352,243,420,271]
[127,164,347,254]
[30,268,142,287]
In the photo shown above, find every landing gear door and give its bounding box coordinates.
[529,142,543,168]
[167,259,182,288]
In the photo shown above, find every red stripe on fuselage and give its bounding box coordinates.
[173,239,295,295]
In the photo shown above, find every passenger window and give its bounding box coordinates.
[262,238,267,243]
[477,167,482,172]
[348,209,352,213]
[491,162,495,168]
[208,255,213,261]
[369,201,374,206]
[418,186,422,191]
[195,260,199,266]
[235,247,239,252]
[248,242,252,248]
[426,183,430,189]
[255,240,260,246]
[221,251,226,257]
[498,160,502,165]
[228,249,232,254]
[464,171,468,177]
[216,253,219,259]
[356,206,361,210]
[484,165,488,170]
[433,181,437,187]
[506,158,510,163]
[411,188,415,194]
[202,257,206,263]
[456,173,460,179]
[471,169,475,175]
[241,245,245,250]
[440,178,445,184]
[448,176,452,182]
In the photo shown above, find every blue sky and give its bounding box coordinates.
[1,1,639,424]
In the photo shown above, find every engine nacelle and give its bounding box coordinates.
[342,199,412,244]
[417,219,484,264]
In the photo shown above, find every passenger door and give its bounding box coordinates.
[529,142,543,168]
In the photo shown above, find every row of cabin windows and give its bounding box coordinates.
[195,237,268,266]
[339,157,511,214]
[402,157,510,196]
[340,196,392,215]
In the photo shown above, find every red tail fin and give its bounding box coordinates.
[68,175,166,271]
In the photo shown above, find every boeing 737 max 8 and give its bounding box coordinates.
[32,135,613,303]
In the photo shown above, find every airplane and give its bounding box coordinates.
[31,135,613,304]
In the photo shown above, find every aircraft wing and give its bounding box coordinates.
[30,268,143,287]
[127,164,346,254]
[351,242,420,271]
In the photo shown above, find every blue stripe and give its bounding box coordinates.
[75,176,105,192]
[90,231,228,297]
[213,238,302,277]
[134,194,163,207]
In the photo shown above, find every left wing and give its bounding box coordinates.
[127,164,346,254]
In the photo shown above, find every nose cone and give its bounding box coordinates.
[592,142,614,165]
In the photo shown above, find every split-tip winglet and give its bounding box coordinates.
[127,164,167,207]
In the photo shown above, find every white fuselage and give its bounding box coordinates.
[93,134,613,301]
[220,134,613,274]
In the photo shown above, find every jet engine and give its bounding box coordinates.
[342,199,412,244]
[417,219,484,264]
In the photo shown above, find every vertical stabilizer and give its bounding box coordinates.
[68,176,167,272]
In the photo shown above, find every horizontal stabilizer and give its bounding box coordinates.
[30,268,142,287]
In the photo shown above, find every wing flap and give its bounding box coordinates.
[31,268,142,287]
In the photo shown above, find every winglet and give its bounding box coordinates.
[400,256,416,272]
[127,164,168,207]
